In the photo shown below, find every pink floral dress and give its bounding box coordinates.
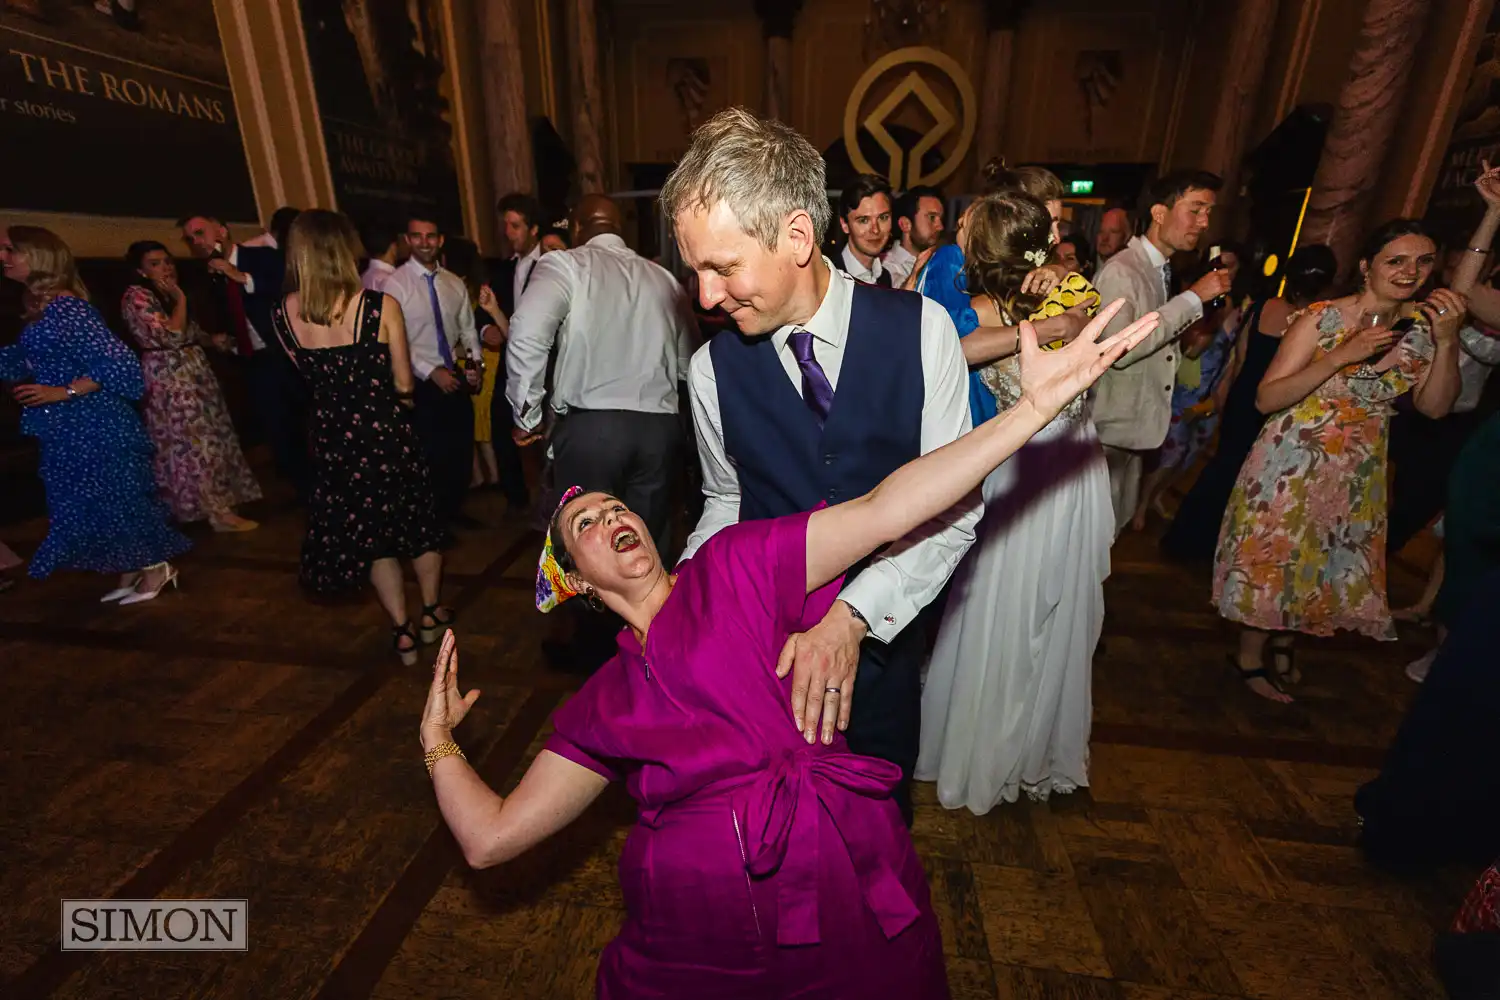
[1213,302,1435,639]
[121,286,261,522]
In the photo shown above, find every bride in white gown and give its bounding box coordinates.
[916,189,1113,813]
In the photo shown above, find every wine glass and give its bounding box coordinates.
[1349,309,1393,378]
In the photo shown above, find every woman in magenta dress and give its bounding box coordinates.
[417,303,1160,998]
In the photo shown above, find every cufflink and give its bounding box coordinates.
[883,614,896,625]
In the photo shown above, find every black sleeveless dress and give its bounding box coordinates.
[270,290,445,593]
[1161,300,1282,561]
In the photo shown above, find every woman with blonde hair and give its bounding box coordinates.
[0,226,189,602]
[269,210,450,664]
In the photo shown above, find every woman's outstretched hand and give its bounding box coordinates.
[420,630,480,753]
[1016,299,1161,420]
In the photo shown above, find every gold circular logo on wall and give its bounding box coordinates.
[843,46,977,190]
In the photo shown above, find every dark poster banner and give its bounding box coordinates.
[299,0,462,234]
[0,1,255,221]
[1426,6,1500,238]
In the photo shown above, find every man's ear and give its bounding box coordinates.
[1150,204,1168,230]
[898,217,913,239]
[785,210,818,267]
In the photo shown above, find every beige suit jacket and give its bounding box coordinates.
[1090,236,1205,450]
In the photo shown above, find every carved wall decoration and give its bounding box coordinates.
[666,57,711,137]
[1074,49,1122,145]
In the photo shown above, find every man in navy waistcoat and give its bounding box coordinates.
[661,108,982,825]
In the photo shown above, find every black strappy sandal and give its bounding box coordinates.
[420,604,455,645]
[1227,654,1290,701]
[1268,643,1300,685]
[393,622,419,666]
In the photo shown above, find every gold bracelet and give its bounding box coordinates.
[424,740,466,776]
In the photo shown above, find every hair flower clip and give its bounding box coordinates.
[1024,248,1050,268]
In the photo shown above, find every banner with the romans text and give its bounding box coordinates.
[0,1,256,222]
[299,0,463,234]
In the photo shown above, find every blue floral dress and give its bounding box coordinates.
[0,296,191,577]
[1160,314,1237,470]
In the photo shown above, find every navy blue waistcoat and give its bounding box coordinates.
[710,282,925,521]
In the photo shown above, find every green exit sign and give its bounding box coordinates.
[1069,179,1095,195]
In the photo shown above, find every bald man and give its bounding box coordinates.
[505,194,700,667]
[1096,207,1131,262]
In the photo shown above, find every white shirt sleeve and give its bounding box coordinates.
[452,280,481,359]
[504,254,572,432]
[837,299,982,642]
[680,343,740,560]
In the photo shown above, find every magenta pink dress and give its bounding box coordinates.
[545,510,949,998]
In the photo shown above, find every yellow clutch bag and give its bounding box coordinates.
[1027,272,1101,351]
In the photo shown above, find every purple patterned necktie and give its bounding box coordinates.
[789,328,834,426]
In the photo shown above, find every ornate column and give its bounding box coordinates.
[1201,0,1279,208]
[755,0,802,123]
[974,1,1027,180]
[1301,0,1433,278]
[567,0,606,194]
[478,0,535,198]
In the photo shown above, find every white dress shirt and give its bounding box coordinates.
[1455,323,1500,412]
[505,232,698,432]
[512,242,544,310]
[361,258,396,293]
[683,261,981,643]
[227,244,266,351]
[382,257,481,381]
[841,244,887,285]
[883,242,917,288]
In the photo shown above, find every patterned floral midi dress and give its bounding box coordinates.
[1213,303,1436,639]
[270,291,446,594]
[120,285,261,522]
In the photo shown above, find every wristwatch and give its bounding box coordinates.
[65,385,79,400]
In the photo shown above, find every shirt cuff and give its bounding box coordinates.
[241,274,255,295]
[835,578,912,644]
[515,405,543,432]
[1177,290,1203,318]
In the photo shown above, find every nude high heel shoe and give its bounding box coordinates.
[100,573,143,603]
[118,563,179,605]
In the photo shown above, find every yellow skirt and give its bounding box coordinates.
[473,348,500,442]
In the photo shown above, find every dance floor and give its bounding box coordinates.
[0,477,1470,999]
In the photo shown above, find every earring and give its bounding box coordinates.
[584,589,605,613]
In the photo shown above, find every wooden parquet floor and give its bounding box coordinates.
[0,480,1474,999]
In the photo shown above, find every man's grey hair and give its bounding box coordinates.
[659,107,830,250]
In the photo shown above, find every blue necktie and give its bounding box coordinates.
[789,329,834,426]
[425,271,455,368]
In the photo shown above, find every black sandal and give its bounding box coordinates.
[1227,654,1289,700]
[420,604,455,645]
[1268,643,1300,685]
[392,622,419,666]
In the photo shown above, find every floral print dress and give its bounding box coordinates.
[270,291,445,594]
[0,297,191,577]
[1213,303,1435,639]
[121,286,261,522]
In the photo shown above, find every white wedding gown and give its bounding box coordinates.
[916,383,1112,815]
